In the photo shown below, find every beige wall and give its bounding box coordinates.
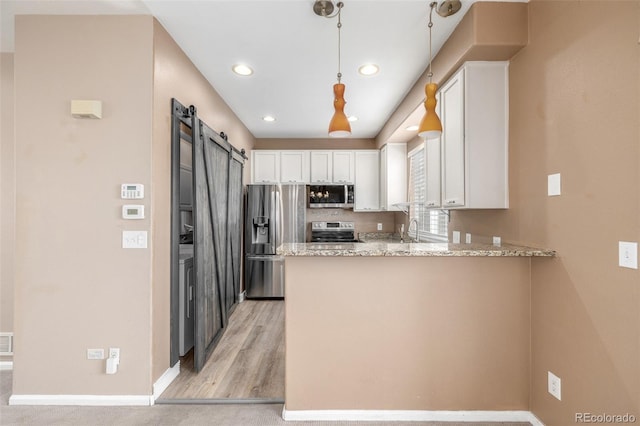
[11,14,257,396]
[151,19,255,381]
[255,138,376,150]
[449,1,640,423]
[285,256,531,410]
[13,15,154,395]
[1,52,15,353]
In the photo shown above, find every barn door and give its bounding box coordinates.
[191,112,230,372]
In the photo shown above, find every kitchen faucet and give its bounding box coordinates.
[408,218,419,243]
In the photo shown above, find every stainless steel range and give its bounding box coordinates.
[310,221,358,243]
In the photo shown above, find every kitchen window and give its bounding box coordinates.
[408,144,448,242]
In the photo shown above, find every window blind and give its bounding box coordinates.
[408,145,448,242]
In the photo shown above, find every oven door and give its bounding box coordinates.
[311,231,357,243]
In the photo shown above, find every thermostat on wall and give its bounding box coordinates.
[122,205,144,220]
[121,183,144,199]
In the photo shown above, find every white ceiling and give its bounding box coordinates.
[0,0,527,140]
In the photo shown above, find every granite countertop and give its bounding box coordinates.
[277,240,556,257]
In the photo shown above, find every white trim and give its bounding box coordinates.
[0,361,13,371]
[407,142,425,158]
[153,361,180,401]
[282,408,544,424]
[238,291,246,303]
[9,394,154,406]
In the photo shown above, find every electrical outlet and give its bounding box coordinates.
[452,231,460,244]
[109,347,120,359]
[492,236,501,247]
[548,371,561,401]
[619,241,638,269]
[377,223,383,231]
[465,233,472,244]
[87,348,104,360]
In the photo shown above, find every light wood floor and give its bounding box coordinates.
[159,300,284,400]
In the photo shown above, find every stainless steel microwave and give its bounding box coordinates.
[308,184,354,209]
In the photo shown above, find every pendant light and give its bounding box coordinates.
[418,1,461,140]
[327,2,351,138]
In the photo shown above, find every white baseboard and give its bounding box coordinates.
[282,408,544,425]
[9,394,153,406]
[153,361,180,402]
[0,361,13,371]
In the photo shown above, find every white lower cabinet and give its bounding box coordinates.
[354,150,380,211]
[440,61,509,209]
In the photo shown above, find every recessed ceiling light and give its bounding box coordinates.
[347,116,358,122]
[358,64,379,76]
[262,115,276,122]
[232,64,253,76]
[406,125,419,131]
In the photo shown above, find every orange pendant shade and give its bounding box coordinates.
[418,82,442,140]
[329,83,351,137]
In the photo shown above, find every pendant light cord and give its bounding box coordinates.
[428,1,436,83]
[337,3,343,83]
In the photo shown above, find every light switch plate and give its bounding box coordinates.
[548,173,561,196]
[465,233,472,244]
[122,231,148,249]
[619,241,638,269]
[452,231,460,244]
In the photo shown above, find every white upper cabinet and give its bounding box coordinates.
[332,151,355,183]
[309,151,332,183]
[354,150,380,211]
[379,143,407,211]
[440,61,509,209]
[280,150,310,183]
[251,150,280,183]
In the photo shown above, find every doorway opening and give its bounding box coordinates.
[160,99,284,402]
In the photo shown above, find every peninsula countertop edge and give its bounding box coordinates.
[277,241,556,257]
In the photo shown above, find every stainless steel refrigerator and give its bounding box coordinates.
[244,184,306,298]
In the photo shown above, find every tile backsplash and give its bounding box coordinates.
[306,208,396,237]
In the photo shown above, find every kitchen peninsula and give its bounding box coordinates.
[280,240,555,421]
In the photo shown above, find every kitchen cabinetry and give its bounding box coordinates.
[251,150,280,183]
[425,137,441,208]
[252,150,309,183]
[354,150,380,211]
[332,151,355,183]
[310,151,332,183]
[280,150,310,183]
[440,61,509,209]
[379,143,407,210]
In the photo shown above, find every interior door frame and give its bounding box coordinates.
[170,98,247,371]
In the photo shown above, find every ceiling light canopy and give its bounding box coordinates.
[232,64,253,76]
